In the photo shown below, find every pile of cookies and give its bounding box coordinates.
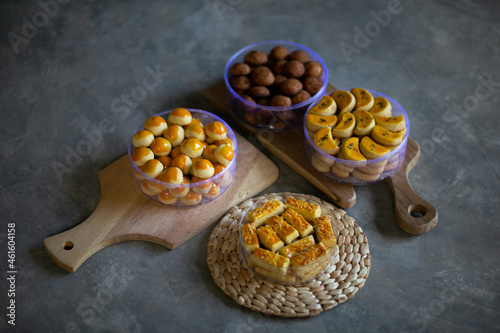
[240,197,336,284]
[227,45,326,130]
[130,108,236,206]
[305,88,407,183]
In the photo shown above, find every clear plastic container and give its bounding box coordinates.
[239,194,339,285]
[225,40,328,131]
[303,89,410,185]
[128,109,237,207]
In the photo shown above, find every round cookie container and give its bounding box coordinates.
[128,109,238,207]
[238,193,339,285]
[224,40,328,131]
[303,90,410,185]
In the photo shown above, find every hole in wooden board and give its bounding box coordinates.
[408,204,427,219]
[63,241,74,250]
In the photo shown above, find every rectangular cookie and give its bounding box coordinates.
[311,216,336,249]
[297,254,331,283]
[285,198,321,222]
[282,208,314,238]
[251,247,290,268]
[257,225,284,252]
[265,215,299,244]
[249,247,292,283]
[247,199,285,227]
[278,235,316,259]
[241,222,259,252]
[291,242,328,267]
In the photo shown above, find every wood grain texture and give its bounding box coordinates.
[44,132,279,272]
[206,80,356,208]
[383,139,438,234]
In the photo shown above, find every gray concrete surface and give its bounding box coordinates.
[1,0,499,332]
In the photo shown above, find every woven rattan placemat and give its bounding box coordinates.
[207,192,371,317]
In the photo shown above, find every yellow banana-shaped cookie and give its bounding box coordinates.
[359,136,390,159]
[351,88,374,111]
[308,95,337,116]
[374,115,406,133]
[371,125,405,146]
[306,114,338,132]
[340,137,366,162]
[353,109,375,136]
[314,127,340,155]
[331,111,355,139]
[369,97,392,117]
[329,90,355,113]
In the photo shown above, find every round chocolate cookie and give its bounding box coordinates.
[270,46,290,60]
[280,78,303,96]
[229,62,251,76]
[270,95,292,107]
[303,76,323,95]
[288,50,310,63]
[229,75,251,90]
[272,60,287,75]
[250,66,275,86]
[283,60,305,78]
[291,90,312,105]
[244,50,268,66]
[241,94,255,103]
[248,86,271,99]
[273,74,287,87]
[304,61,323,78]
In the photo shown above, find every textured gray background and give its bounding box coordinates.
[1,0,499,332]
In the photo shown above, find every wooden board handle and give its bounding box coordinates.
[43,203,117,272]
[384,139,438,234]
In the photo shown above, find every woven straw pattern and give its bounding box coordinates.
[207,192,371,317]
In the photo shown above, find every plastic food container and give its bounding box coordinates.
[225,40,328,131]
[239,193,339,285]
[304,90,410,185]
[128,109,238,207]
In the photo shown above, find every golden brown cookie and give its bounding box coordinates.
[303,76,323,95]
[244,50,268,66]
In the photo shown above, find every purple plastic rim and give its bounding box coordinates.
[303,89,411,184]
[224,40,328,129]
[128,109,238,190]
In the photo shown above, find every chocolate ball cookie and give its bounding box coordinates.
[291,90,312,105]
[303,76,323,95]
[248,86,271,99]
[280,78,303,96]
[241,94,255,103]
[270,95,292,107]
[273,74,287,87]
[229,62,251,76]
[229,75,251,90]
[270,46,290,60]
[244,50,268,66]
[250,66,275,86]
[272,60,287,75]
[288,50,310,63]
[232,88,246,96]
[283,60,305,78]
[304,61,323,77]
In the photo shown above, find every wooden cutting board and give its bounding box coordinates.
[44,132,279,272]
[206,80,438,234]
